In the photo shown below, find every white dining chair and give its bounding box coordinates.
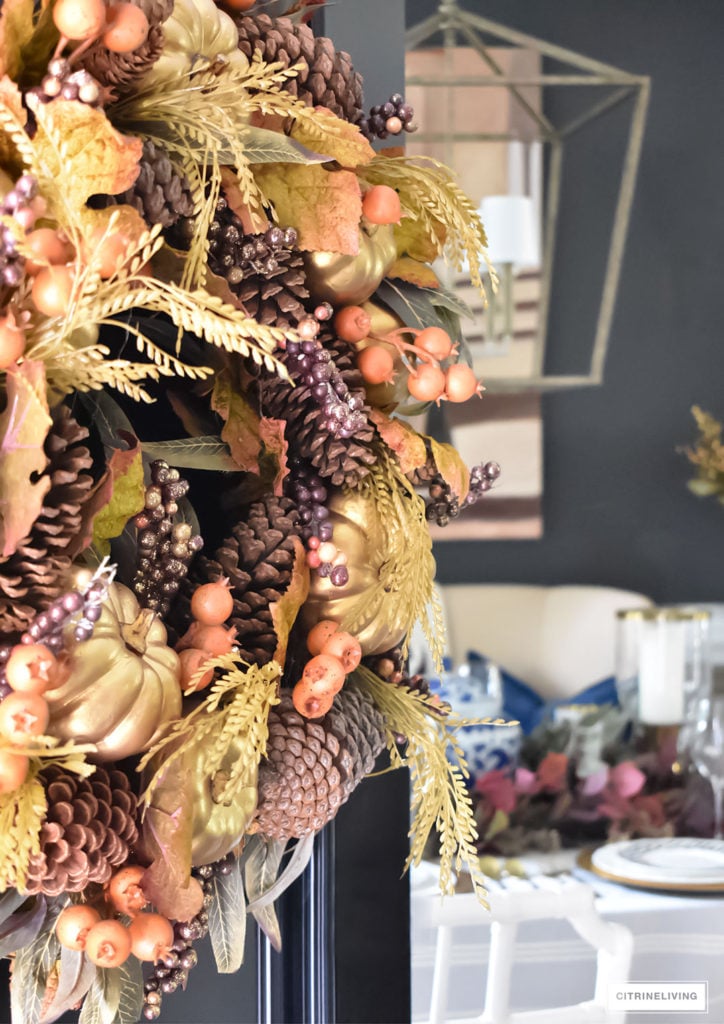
[419,874,634,1024]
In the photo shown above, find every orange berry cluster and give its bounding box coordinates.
[175,581,236,693]
[55,864,193,968]
[0,644,65,794]
[53,0,149,54]
[292,621,362,719]
[335,309,483,406]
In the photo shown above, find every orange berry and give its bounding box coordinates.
[292,681,334,719]
[128,912,174,962]
[179,648,214,693]
[220,0,256,8]
[334,305,371,343]
[86,230,130,280]
[31,265,75,317]
[107,864,148,916]
[0,314,26,369]
[416,326,454,361]
[85,919,132,968]
[0,750,29,794]
[307,620,340,656]
[407,363,446,403]
[190,581,234,626]
[102,2,149,52]
[358,345,396,385]
[24,229,72,275]
[444,363,483,402]
[302,653,346,694]
[362,185,401,225]
[189,623,236,657]
[56,904,102,951]
[53,0,107,40]
[0,691,49,741]
[321,631,362,674]
[5,643,58,694]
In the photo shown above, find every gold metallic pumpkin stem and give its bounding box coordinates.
[121,608,156,657]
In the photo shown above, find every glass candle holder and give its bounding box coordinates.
[615,607,710,727]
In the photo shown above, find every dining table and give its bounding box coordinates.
[411,848,724,1023]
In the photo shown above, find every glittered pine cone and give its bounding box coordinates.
[255,332,376,487]
[253,689,386,840]
[235,14,364,123]
[0,407,95,637]
[207,199,309,329]
[112,139,195,231]
[175,496,300,666]
[78,0,173,95]
[23,765,139,897]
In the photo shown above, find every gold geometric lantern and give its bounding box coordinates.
[406,0,650,392]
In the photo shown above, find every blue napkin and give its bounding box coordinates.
[467,650,617,734]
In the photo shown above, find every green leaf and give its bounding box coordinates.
[141,436,238,472]
[374,278,473,336]
[243,836,286,952]
[241,125,329,165]
[208,858,247,974]
[39,947,95,1024]
[10,899,62,1024]
[116,958,144,1024]
[245,834,315,916]
[0,894,46,957]
[78,965,122,1024]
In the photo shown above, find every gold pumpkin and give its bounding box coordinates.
[303,224,397,307]
[301,488,408,656]
[45,583,182,762]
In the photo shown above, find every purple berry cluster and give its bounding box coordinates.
[0,561,117,697]
[207,198,297,285]
[142,856,236,1021]
[31,58,102,107]
[286,459,349,588]
[132,460,203,617]
[0,174,40,303]
[356,93,415,141]
[425,460,501,527]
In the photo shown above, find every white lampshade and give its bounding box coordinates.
[479,195,540,269]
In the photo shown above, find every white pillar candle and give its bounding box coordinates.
[637,620,686,725]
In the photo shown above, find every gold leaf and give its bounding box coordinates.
[254,162,362,255]
[270,536,310,670]
[430,437,470,503]
[29,97,142,209]
[0,1,34,79]
[290,107,375,168]
[0,359,51,558]
[211,371,261,474]
[388,257,440,290]
[369,409,427,476]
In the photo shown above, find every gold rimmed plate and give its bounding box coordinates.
[578,839,724,893]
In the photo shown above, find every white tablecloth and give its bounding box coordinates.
[411,854,724,1023]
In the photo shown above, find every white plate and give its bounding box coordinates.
[589,838,724,890]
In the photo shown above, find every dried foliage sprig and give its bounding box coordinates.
[360,154,496,299]
[684,406,724,501]
[351,665,488,902]
[139,653,281,810]
[341,449,444,671]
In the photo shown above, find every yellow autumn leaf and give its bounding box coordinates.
[92,437,146,555]
[0,74,29,172]
[270,536,310,670]
[394,216,445,264]
[388,257,440,290]
[211,370,262,473]
[28,96,142,209]
[369,410,427,476]
[290,107,375,168]
[430,437,470,503]
[254,162,362,255]
[0,0,34,79]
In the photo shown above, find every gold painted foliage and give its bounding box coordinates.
[351,667,487,903]
[360,154,495,301]
[139,653,281,812]
[685,406,724,501]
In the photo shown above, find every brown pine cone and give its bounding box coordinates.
[255,331,376,487]
[253,689,387,840]
[207,200,308,329]
[24,765,139,897]
[78,0,173,95]
[112,139,195,231]
[0,407,95,636]
[235,14,364,123]
[174,496,301,666]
